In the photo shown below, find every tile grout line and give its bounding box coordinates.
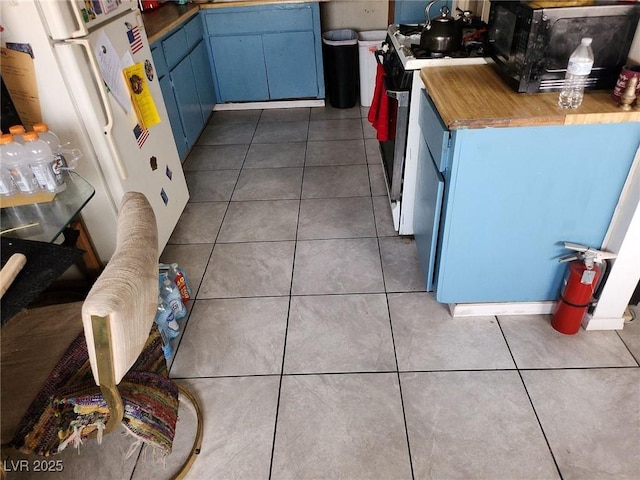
[495,316,564,479]
[168,125,251,366]
[161,116,254,478]
[267,126,307,480]
[166,108,412,477]
[615,325,640,367]
[371,134,417,480]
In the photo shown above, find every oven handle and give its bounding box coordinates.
[385,89,410,202]
[386,89,410,107]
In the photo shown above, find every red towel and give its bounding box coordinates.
[367,63,390,142]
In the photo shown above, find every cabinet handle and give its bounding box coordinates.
[384,87,410,201]
[65,39,128,181]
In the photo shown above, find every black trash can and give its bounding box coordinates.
[322,29,359,109]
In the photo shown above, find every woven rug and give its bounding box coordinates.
[9,325,178,457]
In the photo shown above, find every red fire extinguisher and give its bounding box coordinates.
[551,242,616,335]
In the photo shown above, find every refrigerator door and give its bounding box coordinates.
[36,0,137,40]
[53,9,189,251]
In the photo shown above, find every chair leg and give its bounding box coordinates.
[171,383,203,480]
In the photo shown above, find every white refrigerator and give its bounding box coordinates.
[1,0,189,263]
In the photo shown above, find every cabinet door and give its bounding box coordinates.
[414,134,445,292]
[209,35,269,102]
[419,90,449,172]
[162,27,189,70]
[395,0,451,24]
[151,44,168,80]
[263,31,319,99]
[435,124,638,303]
[159,75,187,160]
[170,55,203,148]
[191,41,216,121]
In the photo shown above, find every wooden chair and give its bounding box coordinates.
[1,192,202,479]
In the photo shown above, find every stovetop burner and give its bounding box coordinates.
[398,24,423,36]
[395,23,487,60]
[410,45,486,59]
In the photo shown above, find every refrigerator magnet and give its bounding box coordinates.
[134,124,149,149]
[165,165,173,181]
[150,156,158,171]
[160,188,169,206]
[144,59,154,82]
[126,23,143,55]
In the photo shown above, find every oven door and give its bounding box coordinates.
[379,81,410,202]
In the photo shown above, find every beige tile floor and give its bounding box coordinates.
[5,105,640,480]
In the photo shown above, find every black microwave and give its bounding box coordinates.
[487,1,640,93]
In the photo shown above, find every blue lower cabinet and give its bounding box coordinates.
[191,42,216,116]
[209,35,269,102]
[151,13,216,160]
[263,31,318,99]
[205,3,324,103]
[415,92,638,304]
[159,75,187,159]
[171,54,204,148]
[414,134,445,292]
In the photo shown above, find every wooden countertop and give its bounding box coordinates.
[143,3,199,44]
[143,0,326,44]
[419,64,640,129]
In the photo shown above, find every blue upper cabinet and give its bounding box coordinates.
[394,0,452,24]
[204,3,325,103]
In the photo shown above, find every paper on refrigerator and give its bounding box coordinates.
[122,62,160,129]
[94,30,131,112]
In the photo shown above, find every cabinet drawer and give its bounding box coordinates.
[184,15,204,51]
[419,89,449,172]
[162,27,188,70]
[205,5,313,36]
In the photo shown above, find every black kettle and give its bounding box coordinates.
[420,1,461,54]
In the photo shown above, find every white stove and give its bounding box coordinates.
[387,24,487,70]
[379,25,488,236]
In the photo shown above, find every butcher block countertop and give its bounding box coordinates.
[143,0,326,44]
[143,3,200,43]
[420,64,640,130]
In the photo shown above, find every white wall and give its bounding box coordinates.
[318,0,492,34]
[320,0,389,32]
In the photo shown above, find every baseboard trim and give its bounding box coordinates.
[582,314,625,330]
[448,301,556,317]
[213,99,325,111]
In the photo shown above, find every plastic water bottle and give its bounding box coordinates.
[32,123,68,184]
[159,273,187,320]
[558,38,594,109]
[0,134,39,195]
[154,295,179,359]
[156,295,180,335]
[22,131,66,193]
[0,154,17,197]
[8,125,26,144]
[166,263,191,301]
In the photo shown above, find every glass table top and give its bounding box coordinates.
[0,172,95,243]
